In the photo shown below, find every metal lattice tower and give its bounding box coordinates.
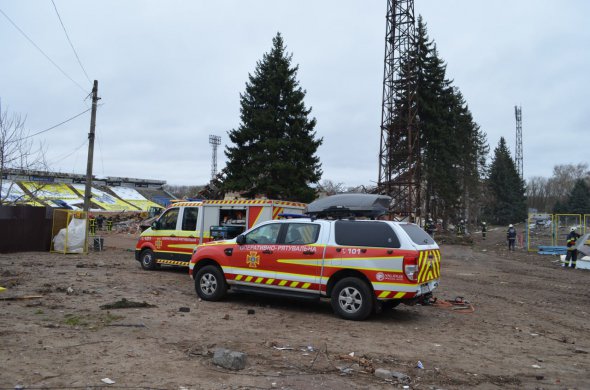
[209,135,221,180]
[377,0,419,219]
[514,106,523,180]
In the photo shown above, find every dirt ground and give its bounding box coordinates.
[1,226,589,390]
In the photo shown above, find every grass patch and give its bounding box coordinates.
[63,314,88,327]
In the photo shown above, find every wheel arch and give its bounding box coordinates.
[326,269,374,298]
[193,258,224,274]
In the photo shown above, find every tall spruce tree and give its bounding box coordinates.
[223,33,322,202]
[391,17,488,224]
[486,137,527,225]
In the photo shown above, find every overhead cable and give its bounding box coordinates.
[0,7,88,93]
[17,108,91,141]
[50,0,91,84]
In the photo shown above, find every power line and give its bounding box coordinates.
[17,108,91,141]
[0,6,88,93]
[47,138,87,166]
[50,0,91,84]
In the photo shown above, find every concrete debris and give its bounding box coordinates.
[212,348,247,371]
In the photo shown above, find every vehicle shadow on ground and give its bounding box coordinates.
[219,292,425,323]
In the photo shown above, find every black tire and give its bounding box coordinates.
[194,265,227,301]
[140,249,159,270]
[331,277,373,321]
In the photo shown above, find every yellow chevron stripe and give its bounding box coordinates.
[393,292,406,299]
[235,275,243,281]
[255,277,264,283]
[301,283,311,289]
[245,276,253,282]
[279,280,288,286]
[289,281,299,288]
[378,291,390,298]
[266,278,275,285]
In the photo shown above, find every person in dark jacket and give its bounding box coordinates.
[481,221,487,240]
[565,227,581,268]
[425,218,436,237]
[507,224,517,251]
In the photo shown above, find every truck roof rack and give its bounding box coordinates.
[306,194,391,219]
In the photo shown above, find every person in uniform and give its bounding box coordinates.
[481,221,487,240]
[507,224,517,251]
[565,227,581,268]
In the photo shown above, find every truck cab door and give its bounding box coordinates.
[152,207,181,263]
[231,222,282,283]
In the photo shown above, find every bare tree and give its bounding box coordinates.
[0,101,47,205]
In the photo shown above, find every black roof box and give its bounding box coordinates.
[306,194,391,219]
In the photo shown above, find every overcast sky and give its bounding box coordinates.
[1,1,588,187]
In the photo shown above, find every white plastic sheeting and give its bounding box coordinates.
[53,217,87,253]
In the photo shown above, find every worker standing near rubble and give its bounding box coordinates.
[507,224,517,251]
[425,218,436,237]
[481,221,487,240]
[457,220,466,236]
[565,227,581,268]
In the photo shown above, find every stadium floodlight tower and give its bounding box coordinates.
[377,0,419,221]
[209,135,221,180]
[514,105,523,180]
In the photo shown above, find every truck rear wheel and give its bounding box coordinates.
[140,249,159,270]
[195,265,227,301]
[331,277,373,321]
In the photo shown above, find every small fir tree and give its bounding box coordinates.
[223,33,322,202]
[486,137,527,225]
[564,179,590,214]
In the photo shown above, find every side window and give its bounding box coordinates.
[245,223,281,245]
[181,207,199,231]
[159,208,179,230]
[335,220,400,248]
[284,223,320,245]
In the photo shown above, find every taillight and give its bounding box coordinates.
[403,255,419,282]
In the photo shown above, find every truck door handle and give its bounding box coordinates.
[336,248,342,253]
[262,250,273,254]
[303,250,314,255]
[170,234,176,237]
[224,248,233,256]
[387,250,394,255]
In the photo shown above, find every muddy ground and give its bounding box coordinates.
[1,226,589,390]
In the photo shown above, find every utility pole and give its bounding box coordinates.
[83,80,98,212]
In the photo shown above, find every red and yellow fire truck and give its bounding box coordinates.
[188,214,441,321]
[135,199,306,270]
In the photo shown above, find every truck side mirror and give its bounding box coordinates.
[236,234,246,245]
[151,221,160,230]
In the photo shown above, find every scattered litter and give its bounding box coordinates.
[273,346,294,351]
[66,287,75,295]
[99,298,156,310]
[531,364,541,369]
[416,360,424,369]
[179,307,190,313]
[101,378,115,385]
[222,314,230,320]
[247,309,255,315]
[530,333,539,336]
[348,352,355,357]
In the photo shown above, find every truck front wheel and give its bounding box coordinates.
[194,265,227,301]
[331,277,373,321]
[140,249,159,270]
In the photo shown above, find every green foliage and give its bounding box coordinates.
[564,179,590,214]
[223,33,323,203]
[391,17,488,223]
[486,138,527,224]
